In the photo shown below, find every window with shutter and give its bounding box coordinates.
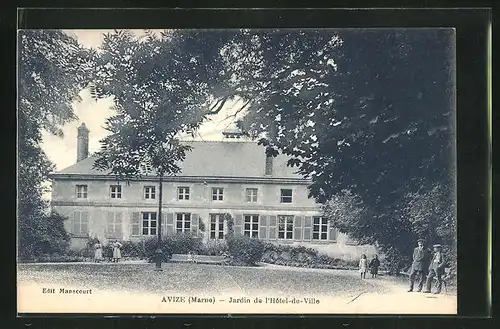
[106,212,122,238]
[166,213,174,236]
[131,212,140,236]
[294,216,303,241]
[233,214,243,235]
[259,215,268,240]
[81,212,89,234]
[72,211,89,236]
[303,216,312,241]
[328,222,338,242]
[191,214,199,235]
[160,213,166,236]
[268,215,277,240]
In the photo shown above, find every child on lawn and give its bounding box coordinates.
[359,254,368,279]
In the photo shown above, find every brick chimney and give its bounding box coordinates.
[77,123,89,162]
[265,153,273,176]
[265,119,277,176]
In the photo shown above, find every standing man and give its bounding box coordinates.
[424,244,446,294]
[407,238,428,292]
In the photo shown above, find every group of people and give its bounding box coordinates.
[93,240,123,263]
[358,254,381,279]
[408,239,447,294]
[357,239,447,295]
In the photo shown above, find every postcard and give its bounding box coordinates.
[17,28,457,314]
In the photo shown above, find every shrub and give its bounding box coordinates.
[164,232,204,254]
[139,233,204,262]
[18,211,71,261]
[226,235,265,266]
[120,240,146,258]
[204,239,229,256]
[383,245,411,275]
[260,243,359,270]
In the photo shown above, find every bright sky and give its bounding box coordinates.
[41,29,246,172]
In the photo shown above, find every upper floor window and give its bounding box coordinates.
[71,211,89,236]
[246,188,258,203]
[244,215,259,238]
[178,187,190,200]
[176,213,191,233]
[110,185,122,199]
[212,187,224,201]
[76,185,88,199]
[278,215,294,240]
[144,186,156,199]
[313,216,328,240]
[142,212,157,236]
[280,189,293,203]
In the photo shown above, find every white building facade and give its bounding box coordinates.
[50,124,376,259]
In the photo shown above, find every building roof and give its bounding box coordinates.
[54,141,304,180]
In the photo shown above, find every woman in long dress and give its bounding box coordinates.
[369,254,381,278]
[112,241,122,262]
[94,241,103,263]
[359,254,368,279]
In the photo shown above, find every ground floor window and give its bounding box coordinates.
[106,212,123,238]
[72,211,89,236]
[210,214,224,239]
[176,213,191,233]
[278,215,294,240]
[142,212,157,236]
[313,216,328,240]
[244,215,259,238]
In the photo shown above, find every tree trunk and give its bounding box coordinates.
[157,175,163,247]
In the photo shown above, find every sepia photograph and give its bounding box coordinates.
[17,28,457,314]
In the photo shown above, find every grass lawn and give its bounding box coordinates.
[17,262,392,297]
[17,262,456,314]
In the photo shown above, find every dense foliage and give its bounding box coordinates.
[18,30,93,260]
[227,29,455,273]
[19,29,456,273]
[226,235,265,266]
[261,242,359,270]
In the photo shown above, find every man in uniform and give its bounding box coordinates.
[423,244,446,294]
[407,238,429,292]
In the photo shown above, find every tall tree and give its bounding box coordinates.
[18,30,94,259]
[233,29,455,271]
[90,30,233,268]
[88,29,455,272]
